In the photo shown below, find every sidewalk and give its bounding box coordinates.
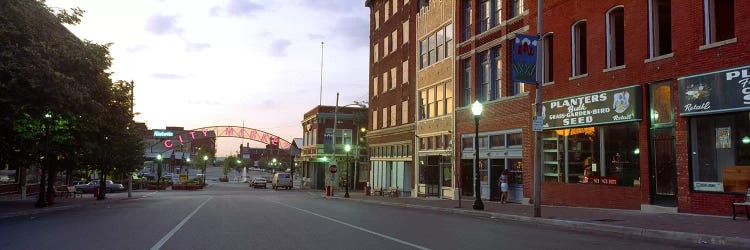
[0,191,154,220]
[329,191,750,248]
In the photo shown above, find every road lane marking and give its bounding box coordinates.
[150,197,212,250]
[269,200,431,250]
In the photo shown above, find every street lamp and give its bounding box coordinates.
[156,154,163,184]
[186,157,191,177]
[203,155,208,184]
[472,100,484,210]
[35,112,53,208]
[344,144,351,198]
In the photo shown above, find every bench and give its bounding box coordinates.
[372,187,384,196]
[731,188,750,220]
[387,187,399,197]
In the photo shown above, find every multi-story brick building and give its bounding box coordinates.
[300,106,368,191]
[414,0,457,199]
[365,0,417,196]
[513,0,750,215]
[454,0,532,203]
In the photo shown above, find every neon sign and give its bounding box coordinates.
[153,131,174,137]
[161,126,291,150]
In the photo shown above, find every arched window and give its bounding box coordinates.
[571,20,587,76]
[606,6,624,68]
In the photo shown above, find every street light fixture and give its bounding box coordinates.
[471,100,484,210]
[344,144,351,198]
[156,154,163,184]
[203,155,208,184]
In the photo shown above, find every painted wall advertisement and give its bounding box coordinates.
[677,65,750,116]
[542,85,642,129]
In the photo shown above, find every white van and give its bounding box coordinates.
[272,172,292,190]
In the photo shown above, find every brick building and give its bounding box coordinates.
[414,0,457,199]
[454,0,532,203]
[365,0,418,196]
[515,0,750,215]
[300,106,368,190]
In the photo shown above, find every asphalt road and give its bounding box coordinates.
[0,182,724,250]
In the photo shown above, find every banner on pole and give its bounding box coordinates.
[512,34,538,85]
[324,132,334,154]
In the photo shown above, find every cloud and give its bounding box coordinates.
[332,17,368,49]
[269,39,291,57]
[151,73,187,79]
[307,33,325,40]
[186,42,210,52]
[301,0,360,12]
[145,14,182,35]
[210,0,264,17]
[126,44,148,53]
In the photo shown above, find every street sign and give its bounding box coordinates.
[179,174,188,182]
[329,165,337,174]
[532,116,544,132]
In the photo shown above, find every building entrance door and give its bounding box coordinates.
[649,82,677,206]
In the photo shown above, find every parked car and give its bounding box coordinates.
[272,173,292,190]
[74,180,125,193]
[250,177,267,188]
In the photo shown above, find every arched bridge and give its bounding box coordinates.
[160,126,292,150]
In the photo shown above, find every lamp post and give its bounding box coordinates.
[156,154,163,184]
[202,155,208,184]
[186,157,191,178]
[472,100,484,210]
[35,112,53,208]
[344,144,351,198]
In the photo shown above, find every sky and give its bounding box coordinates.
[45,0,370,156]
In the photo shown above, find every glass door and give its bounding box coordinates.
[649,82,677,206]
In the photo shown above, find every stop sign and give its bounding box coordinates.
[329,165,337,173]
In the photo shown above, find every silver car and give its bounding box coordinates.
[74,180,125,193]
[250,177,267,188]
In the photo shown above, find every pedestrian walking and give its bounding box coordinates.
[500,169,509,204]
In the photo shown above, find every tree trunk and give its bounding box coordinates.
[98,173,106,200]
[46,163,57,205]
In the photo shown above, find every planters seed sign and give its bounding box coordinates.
[543,85,642,129]
[677,65,750,116]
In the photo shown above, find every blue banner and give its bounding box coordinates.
[323,132,334,154]
[512,34,538,84]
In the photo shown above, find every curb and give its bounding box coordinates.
[0,192,157,221]
[331,196,750,248]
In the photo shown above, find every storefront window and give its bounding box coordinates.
[490,134,505,148]
[542,123,640,186]
[690,111,750,193]
[479,159,488,182]
[508,133,522,147]
[508,159,523,185]
[462,137,473,149]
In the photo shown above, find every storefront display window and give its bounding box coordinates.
[542,123,640,186]
[479,159,488,182]
[690,111,750,193]
[508,159,523,185]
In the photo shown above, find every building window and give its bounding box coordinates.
[571,20,587,76]
[420,90,427,119]
[513,79,527,96]
[490,134,505,148]
[403,20,410,44]
[402,100,408,124]
[392,30,398,52]
[543,33,554,83]
[375,11,380,30]
[704,0,735,44]
[508,133,522,147]
[391,67,397,90]
[477,51,490,102]
[428,33,437,65]
[382,72,388,93]
[649,0,672,58]
[436,29,445,61]
[462,137,473,150]
[509,0,522,19]
[382,107,387,127]
[420,39,428,69]
[445,24,453,58]
[372,110,378,129]
[385,0,390,22]
[478,0,490,33]
[393,0,398,14]
[436,83,444,116]
[402,60,409,84]
[384,37,389,57]
[374,43,378,63]
[446,82,453,114]
[390,104,397,127]
[463,0,472,40]
[336,129,352,145]
[606,7,624,68]
[493,0,502,26]
[491,47,501,100]
[542,123,640,186]
[427,87,435,118]
[462,59,472,106]
[373,76,378,96]
[690,111,750,193]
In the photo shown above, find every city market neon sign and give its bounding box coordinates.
[161,126,291,150]
[153,130,174,137]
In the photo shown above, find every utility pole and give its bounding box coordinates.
[533,0,544,218]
